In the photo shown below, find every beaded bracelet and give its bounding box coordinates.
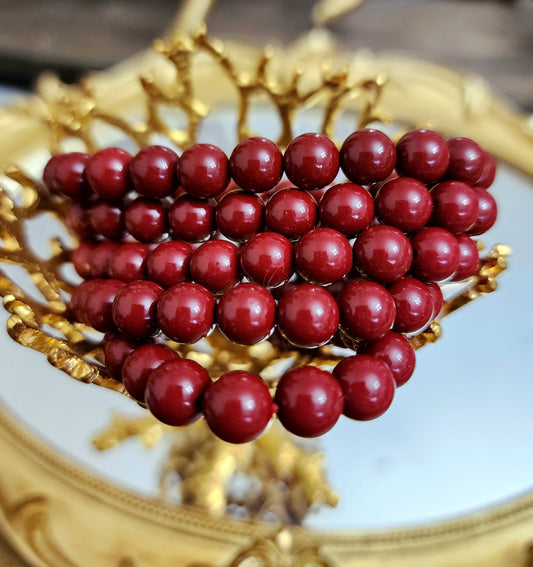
[45,128,498,444]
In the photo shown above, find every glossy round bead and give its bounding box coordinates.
[146,241,192,288]
[295,227,352,284]
[124,197,167,242]
[168,195,214,242]
[65,202,94,240]
[284,133,339,190]
[452,234,480,281]
[108,242,150,282]
[112,280,163,339]
[203,371,273,444]
[72,241,96,279]
[70,279,100,323]
[410,227,460,282]
[215,191,264,241]
[89,241,120,278]
[353,225,413,283]
[275,366,344,438]
[190,239,240,294]
[122,344,179,402]
[431,181,478,234]
[104,334,138,381]
[84,279,124,333]
[86,147,132,200]
[157,282,215,343]
[145,358,210,426]
[426,281,444,320]
[130,145,179,198]
[53,152,91,200]
[338,279,396,341]
[468,188,498,236]
[178,143,229,199]
[364,332,416,387]
[388,276,434,333]
[395,129,450,183]
[277,283,339,347]
[340,129,396,184]
[240,232,293,288]
[229,137,283,193]
[217,283,275,345]
[319,183,374,237]
[474,152,497,189]
[375,177,433,232]
[264,188,317,239]
[89,201,124,240]
[333,354,395,420]
[446,137,485,185]
[43,155,61,194]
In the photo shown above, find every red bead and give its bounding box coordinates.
[340,129,396,185]
[108,242,150,282]
[277,283,339,347]
[240,232,293,288]
[86,147,132,200]
[452,234,480,281]
[474,152,497,189]
[122,344,179,402]
[264,188,317,239]
[353,225,413,283]
[190,239,240,294]
[72,241,96,279]
[89,241,120,278]
[104,334,138,381]
[216,191,264,241]
[274,366,343,438]
[146,241,192,288]
[178,143,229,199]
[364,332,416,387]
[426,281,444,320]
[284,133,339,190]
[203,371,273,444]
[130,145,179,198]
[388,276,434,333]
[468,188,498,236]
[124,197,167,242]
[295,227,352,284]
[229,137,283,193]
[319,183,374,236]
[157,282,215,343]
[395,129,450,183]
[410,227,460,282]
[84,279,124,333]
[375,177,433,232]
[43,155,61,194]
[168,195,214,242]
[89,201,124,240]
[65,202,94,240]
[217,283,275,345]
[53,152,91,200]
[338,279,396,341]
[145,358,210,426]
[333,354,395,420]
[431,181,478,234]
[70,279,100,323]
[446,137,485,185]
[112,280,163,339]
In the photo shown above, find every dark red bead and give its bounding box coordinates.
[353,225,413,283]
[157,282,215,343]
[190,239,240,294]
[277,283,339,347]
[388,276,434,333]
[216,191,264,242]
[446,137,485,185]
[284,133,339,190]
[72,241,96,279]
[319,183,374,237]
[431,181,478,234]
[229,137,283,193]
[410,227,460,282]
[340,129,396,184]
[53,152,91,200]
[108,242,150,282]
[474,152,497,189]
[395,129,450,183]
[146,241,192,288]
[104,334,138,381]
[375,177,433,232]
[240,232,293,288]
[130,145,179,198]
[89,201,124,240]
[70,279,100,323]
[89,241,120,278]
[178,143,229,199]
[84,279,124,333]
[426,281,444,320]
[264,188,317,239]
[338,279,396,341]
[217,283,275,345]
[295,227,352,284]
[145,358,210,426]
[65,202,94,240]
[168,195,214,242]
[468,188,498,236]
[43,155,61,194]
[452,234,480,281]
[203,371,273,444]
[274,366,343,438]
[364,332,416,387]
[122,344,179,402]
[86,147,132,200]
[333,354,395,420]
[124,197,167,242]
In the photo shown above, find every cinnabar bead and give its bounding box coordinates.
[104,334,138,381]
[168,195,215,242]
[275,366,344,438]
[146,241,192,288]
[130,145,179,198]
[215,191,264,242]
[388,276,434,333]
[474,152,497,189]
[72,241,96,279]
[430,181,478,234]
[145,358,210,426]
[426,281,444,320]
[53,152,91,200]
[84,279,125,333]
[264,188,317,239]
[65,202,94,240]
[410,227,460,282]
[452,234,480,281]
[203,371,273,444]
[446,137,485,185]
[89,201,124,240]
[86,147,133,200]
[364,332,416,387]
[190,239,240,294]
[178,143,229,199]
[89,241,120,278]
[108,242,150,282]
[124,197,167,242]
[468,188,498,236]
